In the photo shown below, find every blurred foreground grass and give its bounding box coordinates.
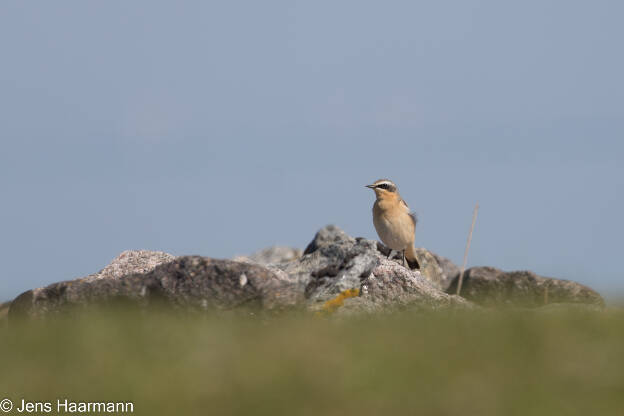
[1,307,624,416]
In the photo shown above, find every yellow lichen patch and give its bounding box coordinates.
[316,288,360,316]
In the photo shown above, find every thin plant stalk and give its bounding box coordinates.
[456,203,479,296]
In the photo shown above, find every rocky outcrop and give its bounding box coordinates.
[8,226,467,319]
[446,267,604,308]
[6,225,605,319]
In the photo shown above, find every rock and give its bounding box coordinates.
[83,250,177,282]
[10,225,603,319]
[303,224,355,255]
[413,248,445,290]
[278,225,468,312]
[9,225,468,319]
[446,266,604,308]
[9,257,301,319]
[358,259,472,312]
[9,249,178,319]
[431,253,461,291]
[373,241,445,290]
[233,246,302,265]
[279,233,380,304]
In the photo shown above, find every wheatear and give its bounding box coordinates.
[366,179,420,269]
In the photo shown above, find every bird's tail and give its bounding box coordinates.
[405,244,420,270]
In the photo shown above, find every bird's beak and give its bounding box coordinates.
[365,184,376,189]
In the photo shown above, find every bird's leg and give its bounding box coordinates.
[402,250,407,268]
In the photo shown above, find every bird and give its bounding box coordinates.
[366,179,420,269]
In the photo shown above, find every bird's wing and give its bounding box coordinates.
[408,211,417,227]
[400,199,418,227]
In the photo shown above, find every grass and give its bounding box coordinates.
[1,306,624,415]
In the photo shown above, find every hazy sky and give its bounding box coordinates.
[1,1,622,301]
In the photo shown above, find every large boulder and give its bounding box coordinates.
[9,249,177,320]
[9,257,301,319]
[446,266,604,308]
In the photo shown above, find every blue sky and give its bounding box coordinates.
[1,1,622,301]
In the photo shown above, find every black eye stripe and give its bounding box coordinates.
[376,183,393,190]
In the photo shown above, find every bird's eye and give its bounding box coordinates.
[377,184,388,190]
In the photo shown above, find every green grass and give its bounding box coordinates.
[2,307,624,415]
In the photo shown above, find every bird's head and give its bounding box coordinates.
[365,179,398,200]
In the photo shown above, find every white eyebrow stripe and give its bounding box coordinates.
[374,181,394,187]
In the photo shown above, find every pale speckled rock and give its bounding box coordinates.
[446,267,605,308]
[233,246,302,265]
[359,259,471,310]
[375,242,445,290]
[83,250,177,282]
